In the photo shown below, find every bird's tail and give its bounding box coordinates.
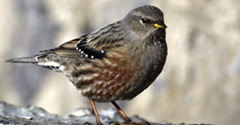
[6,54,63,73]
[6,56,38,63]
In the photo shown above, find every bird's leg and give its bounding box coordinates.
[90,99,102,125]
[111,101,132,123]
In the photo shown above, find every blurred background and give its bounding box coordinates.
[1,0,240,124]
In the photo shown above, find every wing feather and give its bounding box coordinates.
[41,21,124,59]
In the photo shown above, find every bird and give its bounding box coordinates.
[6,5,167,125]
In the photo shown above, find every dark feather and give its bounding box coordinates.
[75,37,106,59]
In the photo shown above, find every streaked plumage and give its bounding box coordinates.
[7,5,167,124]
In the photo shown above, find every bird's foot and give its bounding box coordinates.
[109,121,150,125]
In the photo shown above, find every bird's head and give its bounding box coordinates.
[122,5,167,42]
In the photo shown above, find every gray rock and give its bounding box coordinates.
[0,101,211,125]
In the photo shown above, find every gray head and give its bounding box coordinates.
[122,5,167,41]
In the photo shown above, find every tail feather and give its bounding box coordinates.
[6,56,38,63]
[6,54,63,73]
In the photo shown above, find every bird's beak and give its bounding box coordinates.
[154,22,167,29]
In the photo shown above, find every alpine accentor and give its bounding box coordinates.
[7,5,167,124]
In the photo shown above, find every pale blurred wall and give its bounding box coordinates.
[1,0,240,125]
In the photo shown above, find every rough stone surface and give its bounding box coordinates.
[0,102,210,125]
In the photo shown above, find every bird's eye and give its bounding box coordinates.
[140,18,151,24]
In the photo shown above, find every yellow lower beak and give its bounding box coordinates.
[154,23,163,28]
[154,23,167,29]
